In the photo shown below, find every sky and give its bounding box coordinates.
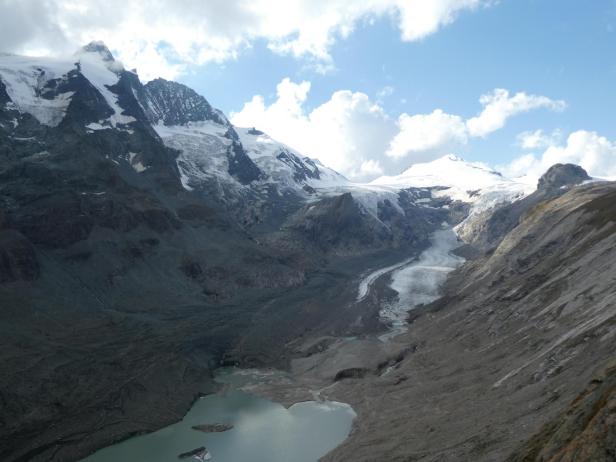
[1,0,615,182]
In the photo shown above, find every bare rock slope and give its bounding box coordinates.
[323,181,616,461]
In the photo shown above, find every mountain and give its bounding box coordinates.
[2,41,610,462]
[0,43,481,461]
[0,43,373,462]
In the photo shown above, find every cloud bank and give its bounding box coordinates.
[0,0,492,81]
[231,80,565,181]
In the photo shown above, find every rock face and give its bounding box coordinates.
[323,182,616,462]
[142,78,229,126]
[537,163,591,192]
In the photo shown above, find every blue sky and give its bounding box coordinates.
[178,0,615,176]
[3,0,616,181]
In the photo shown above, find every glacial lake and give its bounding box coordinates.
[81,369,356,462]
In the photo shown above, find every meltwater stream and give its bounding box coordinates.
[81,369,355,462]
[378,228,465,341]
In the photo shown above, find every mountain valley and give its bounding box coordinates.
[1,42,615,462]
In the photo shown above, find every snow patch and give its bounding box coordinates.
[128,152,148,173]
[0,54,76,126]
[86,121,110,131]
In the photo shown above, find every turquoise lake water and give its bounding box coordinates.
[80,370,355,462]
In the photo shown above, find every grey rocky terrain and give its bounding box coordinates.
[318,178,616,461]
[2,41,615,462]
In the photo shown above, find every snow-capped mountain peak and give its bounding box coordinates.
[142,78,229,127]
[371,154,506,192]
[78,41,118,67]
[234,126,348,189]
[0,43,137,129]
[0,43,534,236]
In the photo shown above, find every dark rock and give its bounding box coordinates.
[178,446,208,459]
[0,230,39,282]
[179,256,203,280]
[10,193,94,248]
[142,78,229,126]
[247,127,264,135]
[176,204,217,222]
[276,149,320,182]
[191,423,233,433]
[537,163,591,192]
[334,367,371,381]
[226,141,262,184]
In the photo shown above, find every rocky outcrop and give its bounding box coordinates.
[226,140,262,184]
[537,163,591,192]
[463,164,593,253]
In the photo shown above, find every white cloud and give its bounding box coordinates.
[502,130,616,180]
[232,79,568,181]
[385,90,565,161]
[395,0,485,41]
[466,89,566,138]
[387,110,468,158]
[0,0,494,81]
[359,159,385,176]
[230,78,398,181]
[516,129,562,150]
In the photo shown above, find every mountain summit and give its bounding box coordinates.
[79,40,116,63]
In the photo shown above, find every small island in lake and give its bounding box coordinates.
[178,446,209,459]
[191,423,234,433]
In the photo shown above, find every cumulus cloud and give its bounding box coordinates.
[387,110,468,158]
[385,89,565,161]
[466,89,566,137]
[232,78,566,181]
[230,78,397,181]
[516,129,563,150]
[502,130,616,180]
[395,0,485,41]
[0,0,493,81]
